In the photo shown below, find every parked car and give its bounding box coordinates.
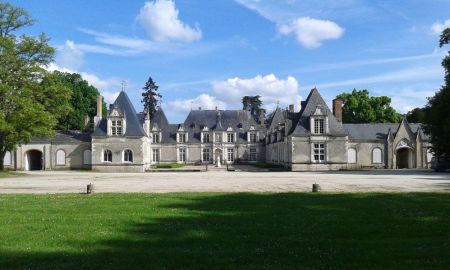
[431,156,450,172]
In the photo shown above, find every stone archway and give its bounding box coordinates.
[25,150,43,171]
[396,148,412,169]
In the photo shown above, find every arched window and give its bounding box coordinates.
[4,151,11,166]
[83,150,92,165]
[372,148,382,164]
[124,149,133,162]
[103,150,112,162]
[347,148,357,164]
[56,150,66,165]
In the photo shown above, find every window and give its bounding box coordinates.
[313,143,325,162]
[178,147,186,162]
[178,133,186,143]
[227,148,234,162]
[103,149,112,162]
[372,148,382,164]
[124,149,133,162]
[56,150,66,165]
[3,151,11,166]
[313,118,324,134]
[202,148,210,162]
[83,150,92,165]
[227,133,234,143]
[426,148,433,164]
[249,133,257,143]
[111,120,122,136]
[347,148,357,164]
[249,147,257,161]
[202,133,210,143]
[215,133,222,143]
[152,148,160,163]
[152,133,160,143]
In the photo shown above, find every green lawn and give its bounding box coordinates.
[0,171,25,178]
[0,193,449,269]
[155,163,185,169]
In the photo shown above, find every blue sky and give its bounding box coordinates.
[11,0,450,122]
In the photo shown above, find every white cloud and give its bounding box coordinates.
[168,94,226,114]
[212,74,301,111]
[279,17,344,48]
[136,0,202,43]
[431,19,450,35]
[56,40,84,70]
[375,85,437,114]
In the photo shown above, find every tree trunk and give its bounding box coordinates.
[0,152,4,171]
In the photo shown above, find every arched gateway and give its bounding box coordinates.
[24,150,43,171]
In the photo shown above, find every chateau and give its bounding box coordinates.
[3,88,433,172]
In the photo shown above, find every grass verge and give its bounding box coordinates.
[155,163,185,169]
[0,171,25,178]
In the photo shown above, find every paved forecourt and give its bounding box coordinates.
[1,169,449,194]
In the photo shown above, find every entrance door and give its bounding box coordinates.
[25,150,43,171]
[214,149,223,164]
[396,148,411,169]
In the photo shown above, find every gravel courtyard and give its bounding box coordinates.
[1,169,449,194]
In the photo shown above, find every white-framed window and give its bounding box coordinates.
[103,149,112,162]
[215,133,222,143]
[227,133,234,143]
[202,148,210,162]
[4,151,11,166]
[178,133,186,143]
[83,150,92,165]
[313,143,325,162]
[227,148,234,162]
[313,118,324,134]
[152,133,160,143]
[178,147,186,163]
[249,133,257,143]
[152,148,160,163]
[249,147,257,161]
[347,148,357,164]
[56,149,66,165]
[111,120,123,136]
[372,148,382,164]
[426,148,433,164]
[123,149,133,163]
[202,133,210,143]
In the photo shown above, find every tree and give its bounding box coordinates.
[0,3,71,170]
[336,89,402,123]
[423,28,450,157]
[141,77,161,119]
[242,95,263,122]
[406,107,426,123]
[51,71,106,131]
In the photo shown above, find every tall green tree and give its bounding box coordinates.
[242,95,263,122]
[423,28,450,157]
[336,89,402,123]
[406,107,426,123]
[0,3,71,170]
[51,71,106,131]
[141,77,161,119]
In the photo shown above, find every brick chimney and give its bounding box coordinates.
[288,104,294,113]
[332,99,343,122]
[259,109,266,125]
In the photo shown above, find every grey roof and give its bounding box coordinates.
[344,122,428,141]
[291,88,347,136]
[93,91,146,137]
[30,131,91,144]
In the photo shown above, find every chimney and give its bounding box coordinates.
[288,104,294,113]
[259,109,266,126]
[94,95,103,128]
[332,99,343,122]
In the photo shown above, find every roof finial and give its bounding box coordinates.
[276,100,280,107]
[121,80,127,92]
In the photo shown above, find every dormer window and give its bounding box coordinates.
[112,120,123,136]
[249,132,257,143]
[202,133,210,143]
[227,133,235,143]
[313,118,324,134]
[178,133,186,143]
[152,132,160,143]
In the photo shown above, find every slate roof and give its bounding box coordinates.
[344,123,428,141]
[30,131,91,144]
[93,91,146,137]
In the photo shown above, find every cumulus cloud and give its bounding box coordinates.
[136,0,202,43]
[168,94,227,114]
[56,40,84,70]
[431,19,450,35]
[212,74,301,111]
[279,17,344,48]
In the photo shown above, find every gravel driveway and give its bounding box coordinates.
[1,169,449,194]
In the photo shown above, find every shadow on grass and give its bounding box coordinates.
[1,193,450,269]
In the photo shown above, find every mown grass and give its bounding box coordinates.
[0,193,449,269]
[0,171,25,178]
[155,163,185,169]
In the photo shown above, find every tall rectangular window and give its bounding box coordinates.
[249,133,257,143]
[313,143,325,162]
[202,148,210,162]
[202,133,210,143]
[227,133,234,143]
[178,133,186,143]
[249,147,257,161]
[152,148,160,162]
[215,133,222,143]
[152,133,160,143]
[314,119,324,134]
[227,148,234,162]
[178,148,186,162]
[111,120,122,136]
